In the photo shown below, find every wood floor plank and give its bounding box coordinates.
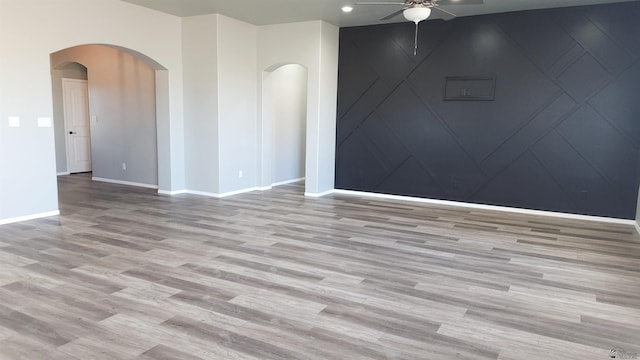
[0,173,638,359]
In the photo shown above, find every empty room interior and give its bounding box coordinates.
[1,0,640,359]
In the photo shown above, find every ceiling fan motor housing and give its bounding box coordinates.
[403,6,431,23]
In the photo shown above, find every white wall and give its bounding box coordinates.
[51,45,158,186]
[182,18,339,197]
[182,14,259,196]
[0,0,184,223]
[257,21,339,195]
[217,15,258,194]
[269,64,308,184]
[316,22,340,195]
[183,14,220,194]
[0,0,340,224]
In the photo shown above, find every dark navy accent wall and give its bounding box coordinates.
[335,2,640,219]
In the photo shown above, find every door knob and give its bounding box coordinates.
[69,131,76,135]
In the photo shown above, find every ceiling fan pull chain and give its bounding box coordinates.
[414,22,419,56]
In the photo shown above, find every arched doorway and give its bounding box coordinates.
[50,44,170,191]
[260,63,309,191]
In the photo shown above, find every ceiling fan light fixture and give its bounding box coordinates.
[403,7,431,23]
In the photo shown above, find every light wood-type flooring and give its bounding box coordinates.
[0,173,639,359]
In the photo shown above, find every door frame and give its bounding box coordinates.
[62,78,91,174]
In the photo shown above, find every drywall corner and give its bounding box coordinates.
[182,14,221,194]
[216,15,258,195]
[635,185,640,234]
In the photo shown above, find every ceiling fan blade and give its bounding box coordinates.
[435,0,483,5]
[380,8,406,20]
[431,6,456,20]
[356,1,406,5]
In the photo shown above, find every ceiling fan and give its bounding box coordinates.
[356,0,483,55]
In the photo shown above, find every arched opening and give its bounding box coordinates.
[50,44,170,191]
[260,63,309,191]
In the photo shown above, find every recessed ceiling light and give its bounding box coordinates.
[342,5,353,13]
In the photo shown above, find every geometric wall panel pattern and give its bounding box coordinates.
[336,2,640,219]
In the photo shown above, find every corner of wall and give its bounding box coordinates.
[216,14,259,194]
[182,14,221,194]
[635,185,640,234]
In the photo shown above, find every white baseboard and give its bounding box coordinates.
[218,187,260,198]
[333,189,636,226]
[162,187,260,198]
[57,172,70,176]
[153,184,640,229]
[271,177,305,187]
[158,189,188,196]
[183,190,220,198]
[92,177,159,190]
[0,210,60,226]
[160,179,303,198]
[257,177,306,192]
[305,189,335,198]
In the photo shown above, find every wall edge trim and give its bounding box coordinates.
[271,177,305,187]
[217,187,260,198]
[182,190,221,197]
[158,189,188,195]
[57,172,70,176]
[305,189,335,198]
[0,210,60,226]
[161,187,261,198]
[635,222,640,235]
[92,177,159,189]
[333,189,636,225]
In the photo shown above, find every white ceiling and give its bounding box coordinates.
[120,0,639,27]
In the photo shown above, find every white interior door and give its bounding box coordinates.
[62,78,92,174]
